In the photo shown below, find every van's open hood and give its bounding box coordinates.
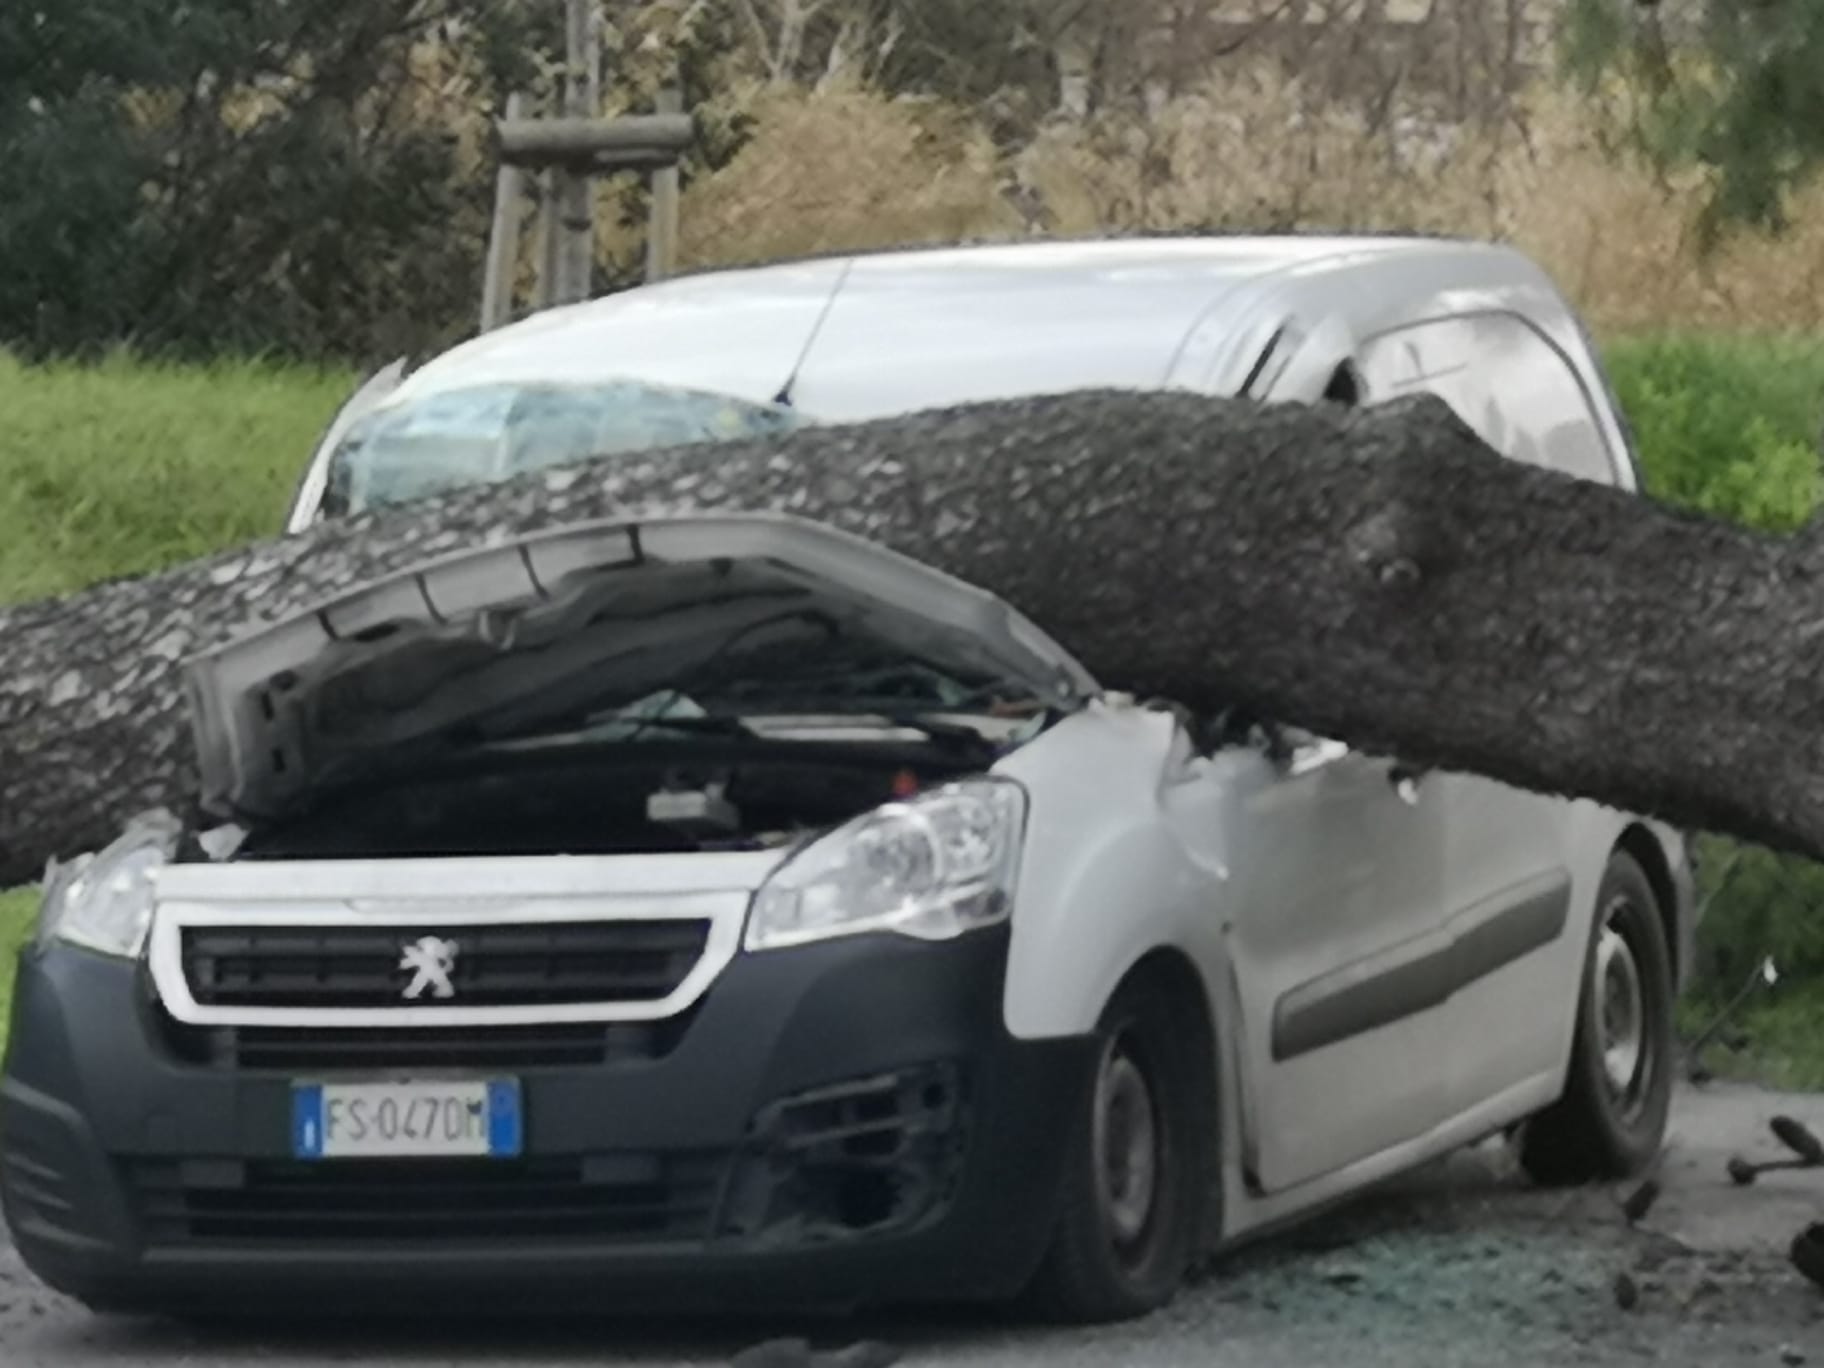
[184,514,1099,820]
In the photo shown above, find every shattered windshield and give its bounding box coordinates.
[320,380,810,516]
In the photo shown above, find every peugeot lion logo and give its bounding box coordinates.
[398,936,460,1001]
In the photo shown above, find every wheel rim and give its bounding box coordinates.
[1092,1033,1161,1253]
[1594,897,1649,1117]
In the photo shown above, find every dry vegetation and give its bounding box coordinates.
[631,75,1824,337]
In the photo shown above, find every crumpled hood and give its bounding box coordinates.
[183,513,1098,820]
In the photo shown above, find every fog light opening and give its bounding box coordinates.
[835,1168,898,1231]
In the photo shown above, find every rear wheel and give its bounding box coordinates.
[1521,850,1674,1184]
[1024,976,1210,1322]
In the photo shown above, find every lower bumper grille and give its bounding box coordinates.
[165,1021,696,1079]
[230,1024,619,1070]
[157,1013,697,1071]
[127,1155,724,1245]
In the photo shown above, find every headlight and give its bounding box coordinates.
[745,778,1026,952]
[36,811,184,959]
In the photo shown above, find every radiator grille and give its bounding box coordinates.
[180,920,711,1010]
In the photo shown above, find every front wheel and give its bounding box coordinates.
[1023,977,1210,1322]
[1521,850,1674,1185]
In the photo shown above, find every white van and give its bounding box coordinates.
[7,236,1694,1323]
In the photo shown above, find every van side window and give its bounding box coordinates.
[1354,313,1620,486]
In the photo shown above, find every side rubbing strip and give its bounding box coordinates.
[1271,871,1572,1063]
[1451,879,1571,991]
[1271,938,1453,1065]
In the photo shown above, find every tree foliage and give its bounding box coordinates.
[2,1,1563,359]
[0,1,543,361]
[1561,0,1824,240]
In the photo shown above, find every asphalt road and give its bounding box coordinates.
[4,1082,1821,1368]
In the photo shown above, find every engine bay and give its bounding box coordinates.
[231,736,997,862]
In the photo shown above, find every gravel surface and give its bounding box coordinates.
[4,1082,1821,1368]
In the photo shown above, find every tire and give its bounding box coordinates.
[1521,850,1674,1185]
[1023,974,1211,1323]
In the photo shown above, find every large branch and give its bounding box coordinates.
[3,389,1821,887]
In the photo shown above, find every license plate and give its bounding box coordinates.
[291,1080,522,1160]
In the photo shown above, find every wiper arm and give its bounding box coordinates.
[610,714,758,739]
[481,709,1010,754]
[740,712,1005,757]
[885,715,1004,753]
[470,713,759,747]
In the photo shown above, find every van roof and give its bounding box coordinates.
[392,234,1532,421]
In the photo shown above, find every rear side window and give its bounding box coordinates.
[1355,313,1620,486]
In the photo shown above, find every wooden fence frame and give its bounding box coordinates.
[478,3,693,332]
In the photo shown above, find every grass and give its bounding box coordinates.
[0,889,37,1056]
[1680,985,1824,1093]
[0,350,354,605]
[0,351,353,1049]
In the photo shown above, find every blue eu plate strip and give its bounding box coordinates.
[488,1081,524,1157]
[293,1084,326,1160]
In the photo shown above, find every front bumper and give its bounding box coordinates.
[1,926,1096,1315]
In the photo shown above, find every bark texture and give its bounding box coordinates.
[3,389,1821,886]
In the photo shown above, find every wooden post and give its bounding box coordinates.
[535,167,561,310]
[552,0,602,306]
[645,83,684,284]
[480,91,529,332]
[483,19,694,319]
[497,114,693,166]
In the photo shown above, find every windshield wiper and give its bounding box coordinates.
[463,713,760,748]
[470,707,1015,755]
[736,712,1009,757]
[887,716,1006,751]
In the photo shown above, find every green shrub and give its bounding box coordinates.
[0,1,545,362]
[1690,836,1824,987]
[1681,978,1824,1092]
[1604,333,1824,529]
[1604,334,1824,999]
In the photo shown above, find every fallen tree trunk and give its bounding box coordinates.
[2,388,1821,886]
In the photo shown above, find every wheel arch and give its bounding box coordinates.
[1614,823,1681,986]
[1104,946,1223,1246]
[1520,825,1679,1183]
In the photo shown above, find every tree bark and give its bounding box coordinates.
[3,388,1823,887]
